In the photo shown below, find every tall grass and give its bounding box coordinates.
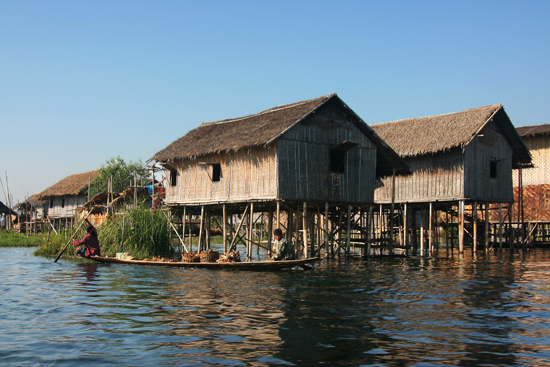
[99,206,173,259]
[0,230,46,247]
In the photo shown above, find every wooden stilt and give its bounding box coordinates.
[484,204,489,252]
[267,209,273,257]
[420,207,425,256]
[346,205,352,256]
[325,202,330,258]
[222,205,227,254]
[473,201,478,253]
[303,202,308,259]
[248,202,254,261]
[429,203,433,255]
[458,201,465,253]
[198,206,205,252]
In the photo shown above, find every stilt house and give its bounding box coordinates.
[152,94,407,259]
[37,170,98,229]
[371,104,531,253]
[506,124,550,243]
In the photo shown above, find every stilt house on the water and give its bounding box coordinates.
[37,170,98,230]
[502,124,550,244]
[151,94,408,260]
[371,104,532,254]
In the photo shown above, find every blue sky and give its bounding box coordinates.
[1,0,549,205]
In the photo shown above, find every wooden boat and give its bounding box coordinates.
[89,256,318,270]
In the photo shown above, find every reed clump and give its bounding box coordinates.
[99,206,173,259]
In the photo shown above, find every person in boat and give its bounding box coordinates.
[272,228,295,261]
[73,224,101,258]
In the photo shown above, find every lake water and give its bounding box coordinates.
[2,247,550,366]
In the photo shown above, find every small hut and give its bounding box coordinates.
[37,170,98,230]
[152,94,407,259]
[372,104,531,254]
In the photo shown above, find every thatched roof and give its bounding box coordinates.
[0,201,16,216]
[37,170,98,199]
[517,123,550,137]
[371,104,531,168]
[152,94,408,177]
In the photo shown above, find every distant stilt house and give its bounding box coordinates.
[372,104,531,254]
[37,170,98,231]
[505,124,550,244]
[13,193,45,233]
[152,94,407,260]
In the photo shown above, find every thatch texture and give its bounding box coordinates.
[152,93,408,176]
[37,170,98,199]
[372,104,531,167]
[517,124,550,137]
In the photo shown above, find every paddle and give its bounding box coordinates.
[53,217,91,263]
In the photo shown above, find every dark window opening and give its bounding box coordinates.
[50,199,53,208]
[170,169,177,186]
[490,159,497,179]
[330,149,346,174]
[61,198,65,208]
[212,163,221,182]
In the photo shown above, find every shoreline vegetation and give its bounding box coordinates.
[0,206,182,261]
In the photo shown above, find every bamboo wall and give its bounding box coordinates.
[46,195,88,218]
[464,124,513,202]
[514,135,550,186]
[165,145,278,205]
[278,113,377,203]
[374,149,464,204]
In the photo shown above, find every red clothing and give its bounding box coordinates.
[73,233,101,257]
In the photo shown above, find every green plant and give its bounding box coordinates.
[0,230,45,247]
[98,206,173,259]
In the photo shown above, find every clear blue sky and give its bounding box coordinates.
[1,0,549,205]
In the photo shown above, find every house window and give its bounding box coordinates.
[490,159,497,179]
[61,198,65,208]
[329,149,346,174]
[49,199,53,208]
[212,163,221,182]
[170,169,178,186]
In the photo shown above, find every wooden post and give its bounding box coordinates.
[182,206,187,253]
[346,205,352,256]
[248,202,254,261]
[458,201,465,253]
[198,205,204,252]
[303,202,308,259]
[403,203,408,254]
[499,203,503,251]
[367,206,373,257]
[205,209,211,250]
[222,204,227,254]
[473,201,478,253]
[267,208,273,257]
[429,203,434,255]
[420,207,425,256]
[485,204,490,252]
[325,202,330,258]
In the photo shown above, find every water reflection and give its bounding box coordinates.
[2,247,550,366]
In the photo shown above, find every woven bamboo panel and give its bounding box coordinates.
[514,135,550,186]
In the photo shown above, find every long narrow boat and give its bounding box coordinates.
[89,256,318,270]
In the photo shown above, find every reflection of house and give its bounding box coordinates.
[37,171,98,229]
[372,104,531,253]
[152,94,407,259]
